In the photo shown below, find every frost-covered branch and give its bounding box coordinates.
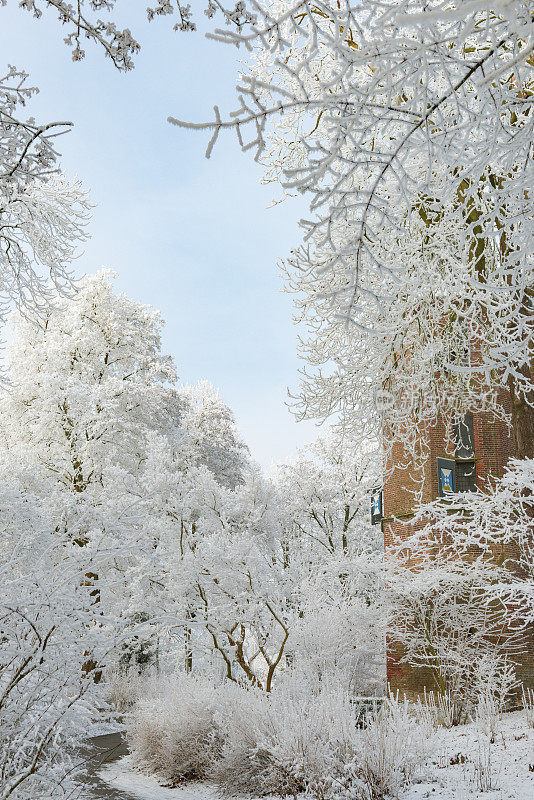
[6,0,259,66]
[387,458,534,717]
[8,0,141,69]
[0,67,90,328]
[174,0,534,459]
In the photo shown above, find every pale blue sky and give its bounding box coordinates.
[0,5,323,469]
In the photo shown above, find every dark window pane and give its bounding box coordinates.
[454,413,475,459]
[456,460,477,492]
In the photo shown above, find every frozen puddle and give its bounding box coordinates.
[99,757,219,800]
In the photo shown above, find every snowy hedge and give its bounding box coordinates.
[125,675,431,798]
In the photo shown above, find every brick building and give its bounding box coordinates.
[380,390,534,696]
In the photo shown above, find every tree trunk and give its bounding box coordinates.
[184,622,193,673]
[81,571,102,683]
[509,363,534,460]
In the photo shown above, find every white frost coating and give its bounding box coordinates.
[172,0,533,483]
[0,272,255,798]
[0,67,90,330]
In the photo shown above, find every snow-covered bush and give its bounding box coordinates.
[126,674,225,786]
[128,674,368,797]
[213,679,364,799]
[476,695,500,746]
[126,675,436,799]
[214,684,429,799]
[387,511,530,722]
[107,667,155,712]
[473,734,496,793]
[357,696,432,799]
[475,657,518,743]
[417,689,470,730]
[418,660,519,735]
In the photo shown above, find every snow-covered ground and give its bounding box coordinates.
[405,711,533,800]
[99,757,217,800]
[99,711,533,800]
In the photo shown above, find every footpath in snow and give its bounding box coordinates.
[99,756,217,800]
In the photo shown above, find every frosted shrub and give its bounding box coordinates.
[214,679,363,799]
[126,677,433,799]
[472,656,517,743]
[358,696,431,799]
[475,655,518,708]
[418,689,464,729]
[476,695,500,744]
[473,736,496,792]
[107,667,153,712]
[388,535,527,727]
[126,674,224,786]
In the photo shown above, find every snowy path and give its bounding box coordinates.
[83,732,216,800]
[82,732,131,800]
[98,757,217,800]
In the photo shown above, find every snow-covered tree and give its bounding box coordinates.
[1,577,95,800]
[129,430,250,674]
[143,430,385,693]
[274,434,380,557]
[0,269,180,497]
[0,271,257,679]
[143,464,291,689]
[162,434,385,692]
[282,199,533,491]
[273,434,384,692]
[386,463,533,719]
[0,0,156,331]
[0,478,100,800]
[6,0,142,69]
[186,470,290,691]
[174,0,533,459]
[0,271,187,676]
[0,67,90,330]
[180,380,249,489]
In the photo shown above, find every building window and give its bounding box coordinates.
[454,413,475,459]
[370,488,383,525]
[453,412,477,492]
[456,460,477,492]
[437,414,477,497]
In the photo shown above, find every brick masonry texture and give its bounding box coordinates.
[382,392,534,696]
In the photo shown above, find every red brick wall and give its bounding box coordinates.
[384,402,515,521]
[382,391,534,696]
